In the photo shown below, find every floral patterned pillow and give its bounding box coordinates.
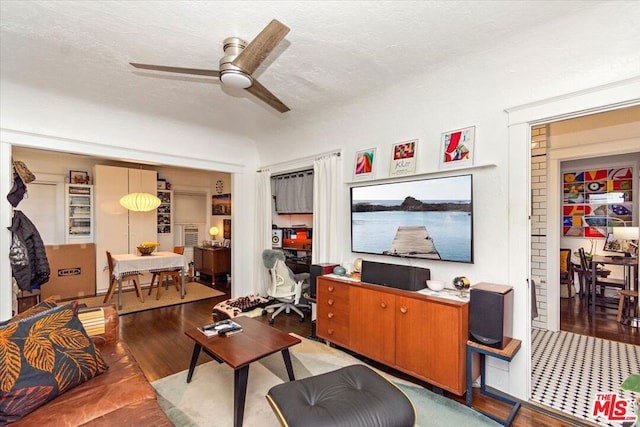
[7,297,59,324]
[0,303,108,423]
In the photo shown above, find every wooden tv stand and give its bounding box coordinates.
[316,275,469,396]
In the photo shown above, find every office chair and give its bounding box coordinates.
[262,249,310,324]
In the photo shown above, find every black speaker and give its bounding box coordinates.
[360,260,430,291]
[309,263,339,298]
[469,283,513,349]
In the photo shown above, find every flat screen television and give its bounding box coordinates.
[351,174,473,263]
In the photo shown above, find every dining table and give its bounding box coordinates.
[111,251,188,309]
[590,255,639,326]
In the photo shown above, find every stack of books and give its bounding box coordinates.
[198,319,243,337]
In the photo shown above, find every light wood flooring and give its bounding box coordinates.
[119,287,638,427]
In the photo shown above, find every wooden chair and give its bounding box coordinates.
[148,246,185,300]
[617,289,639,323]
[559,248,574,298]
[577,248,625,309]
[104,251,144,304]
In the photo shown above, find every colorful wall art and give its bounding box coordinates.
[562,166,634,237]
[389,139,417,176]
[353,148,376,180]
[440,126,475,169]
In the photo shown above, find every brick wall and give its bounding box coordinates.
[531,125,548,329]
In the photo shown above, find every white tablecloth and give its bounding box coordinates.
[111,251,188,278]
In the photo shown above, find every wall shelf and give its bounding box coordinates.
[346,163,497,186]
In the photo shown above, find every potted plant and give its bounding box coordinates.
[621,374,640,426]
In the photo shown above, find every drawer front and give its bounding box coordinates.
[316,320,350,345]
[317,277,350,346]
[317,279,350,300]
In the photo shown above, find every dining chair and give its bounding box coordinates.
[148,246,185,300]
[559,248,575,298]
[104,251,144,304]
[577,248,625,309]
[617,289,639,323]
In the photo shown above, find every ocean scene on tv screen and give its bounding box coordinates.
[351,175,472,263]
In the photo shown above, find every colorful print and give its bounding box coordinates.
[562,166,635,237]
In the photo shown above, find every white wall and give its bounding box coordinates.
[1,1,639,402]
[251,3,640,400]
[0,87,261,321]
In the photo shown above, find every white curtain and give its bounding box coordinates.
[255,169,273,294]
[312,154,341,264]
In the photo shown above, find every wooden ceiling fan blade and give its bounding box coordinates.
[245,79,290,113]
[130,62,220,78]
[232,19,290,75]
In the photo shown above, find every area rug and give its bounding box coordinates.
[72,282,224,315]
[152,333,501,427]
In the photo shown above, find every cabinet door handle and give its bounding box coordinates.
[380,301,387,309]
[328,299,334,306]
[327,312,334,319]
[328,286,334,292]
[400,305,408,314]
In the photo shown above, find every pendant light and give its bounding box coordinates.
[119,166,161,212]
[119,192,161,212]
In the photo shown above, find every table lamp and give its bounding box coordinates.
[613,226,639,257]
[209,226,219,244]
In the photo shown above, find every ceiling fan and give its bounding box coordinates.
[130,19,290,113]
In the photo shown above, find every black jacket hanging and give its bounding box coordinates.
[8,210,50,290]
[7,173,26,207]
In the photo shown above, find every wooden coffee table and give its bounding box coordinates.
[184,316,301,427]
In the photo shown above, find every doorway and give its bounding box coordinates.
[526,103,640,423]
[529,106,640,338]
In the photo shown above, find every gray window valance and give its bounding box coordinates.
[272,170,313,214]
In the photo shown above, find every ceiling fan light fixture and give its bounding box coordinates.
[220,70,253,89]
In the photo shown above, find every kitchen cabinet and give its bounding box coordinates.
[93,165,157,294]
[316,275,469,396]
[65,184,93,243]
[194,246,231,286]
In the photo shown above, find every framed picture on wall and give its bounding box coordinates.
[212,194,231,215]
[353,148,376,180]
[439,126,475,169]
[69,170,90,184]
[223,219,231,239]
[389,139,417,176]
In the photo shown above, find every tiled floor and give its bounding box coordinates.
[531,329,639,426]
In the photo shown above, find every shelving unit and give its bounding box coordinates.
[157,189,172,234]
[65,184,93,243]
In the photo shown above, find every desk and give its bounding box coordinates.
[466,338,522,426]
[111,251,188,309]
[590,256,638,323]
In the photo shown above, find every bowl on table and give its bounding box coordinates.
[137,246,156,256]
[426,280,445,291]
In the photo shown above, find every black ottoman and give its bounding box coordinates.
[266,364,416,427]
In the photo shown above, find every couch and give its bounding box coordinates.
[6,304,171,426]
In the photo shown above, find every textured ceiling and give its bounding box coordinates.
[0,1,604,140]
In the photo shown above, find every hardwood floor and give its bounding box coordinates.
[560,293,640,345]
[119,290,636,427]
